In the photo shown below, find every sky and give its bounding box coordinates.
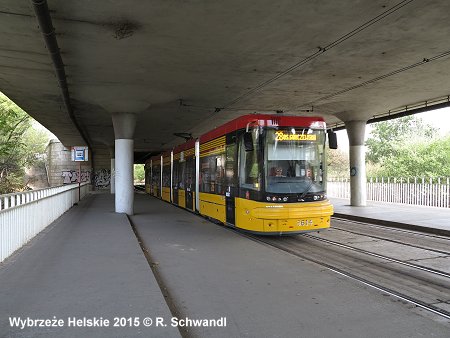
[336,106,450,150]
[32,119,57,140]
[418,106,450,135]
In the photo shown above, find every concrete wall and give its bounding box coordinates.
[90,144,113,189]
[45,140,113,189]
[46,140,93,187]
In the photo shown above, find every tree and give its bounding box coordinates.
[365,115,436,163]
[327,148,349,178]
[373,136,450,178]
[365,115,448,178]
[0,92,50,194]
[134,164,145,183]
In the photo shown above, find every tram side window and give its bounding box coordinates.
[239,131,261,191]
[179,161,186,190]
[162,165,170,187]
[172,160,179,189]
[200,154,225,194]
[152,165,160,186]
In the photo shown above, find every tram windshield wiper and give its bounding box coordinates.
[299,180,314,199]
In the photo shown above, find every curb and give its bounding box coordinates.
[332,213,450,237]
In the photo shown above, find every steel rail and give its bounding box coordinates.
[302,234,450,279]
[235,230,450,321]
[328,226,450,256]
[332,217,450,240]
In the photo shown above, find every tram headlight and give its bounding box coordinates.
[312,193,325,201]
[266,196,289,202]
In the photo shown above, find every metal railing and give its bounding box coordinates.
[328,177,450,208]
[0,183,90,262]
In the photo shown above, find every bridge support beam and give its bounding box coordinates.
[112,113,136,215]
[345,120,367,206]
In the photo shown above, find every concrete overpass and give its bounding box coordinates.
[1,0,450,213]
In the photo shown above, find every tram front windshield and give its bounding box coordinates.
[265,128,325,194]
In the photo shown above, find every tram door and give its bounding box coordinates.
[172,160,179,205]
[172,187,179,205]
[225,142,237,225]
[185,157,194,210]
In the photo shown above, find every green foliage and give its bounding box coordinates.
[0,92,50,194]
[368,136,450,178]
[365,115,449,178]
[134,164,145,182]
[365,115,436,163]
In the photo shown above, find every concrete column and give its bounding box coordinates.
[112,113,136,215]
[114,139,134,214]
[345,120,367,206]
[110,158,115,194]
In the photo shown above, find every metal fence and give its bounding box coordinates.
[327,177,450,208]
[0,183,90,262]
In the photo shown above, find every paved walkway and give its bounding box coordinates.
[1,192,449,337]
[0,193,178,338]
[330,197,450,236]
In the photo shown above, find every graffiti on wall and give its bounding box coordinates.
[62,170,91,184]
[61,169,111,188]
[93,169,111,188]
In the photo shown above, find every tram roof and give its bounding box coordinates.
[173,139,196,154]
[199,114,325,143]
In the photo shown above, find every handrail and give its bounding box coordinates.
[0,183,89,211]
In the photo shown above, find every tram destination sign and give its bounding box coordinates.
[275,131,317,141]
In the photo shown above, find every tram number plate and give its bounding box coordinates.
[297,219,313,226]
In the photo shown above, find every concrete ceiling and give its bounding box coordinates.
[1,0,450,162]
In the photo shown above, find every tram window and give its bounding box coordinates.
[265,129,326,194]
[225,144,236,185]
[172,160,184,190]
[162,165,170,187]
[152,165,160,186]
[239,130,261,191]
[200,154,225,194]
[179,161,186,190]
[172,160,179,189]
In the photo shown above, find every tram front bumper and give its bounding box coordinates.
[235,198,333,233]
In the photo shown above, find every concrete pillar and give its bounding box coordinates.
[110,158,115,194]
[112,113,136,215]
[345,120,367,206]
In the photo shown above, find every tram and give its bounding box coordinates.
[145,114,335,235]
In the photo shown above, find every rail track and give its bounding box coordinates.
[231,221,450,322]
[331,217,450,254]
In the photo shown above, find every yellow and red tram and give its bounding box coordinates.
[145,114,334,235]
[146,154,161,197]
